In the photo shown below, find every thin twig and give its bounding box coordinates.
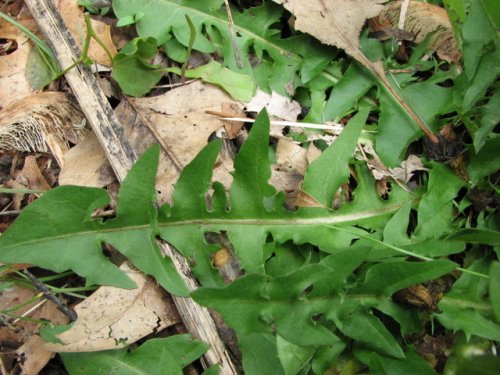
[318,1,439,144]
[21,269,77,321]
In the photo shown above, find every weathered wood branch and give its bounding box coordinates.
[23,1,238,373]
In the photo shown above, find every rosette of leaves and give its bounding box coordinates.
[1,109,491,373]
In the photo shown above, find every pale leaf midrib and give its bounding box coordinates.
[2,201,405,250]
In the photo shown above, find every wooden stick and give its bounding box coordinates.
[23,1,238,373]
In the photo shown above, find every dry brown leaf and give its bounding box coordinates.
[376,178,390,197]
[306,142,322,164]
[59,131,116,188]
[3,179,28,210]
[358,142,427,193]
[275,138,308,175]
[128,80,236,115]
[124,81,239,204]
[357,142,392,181]
[16,335,54,375]
[147,110,234,187]
[221,102,246,139]
[371,0,460,63]
[389,154,427,183]
[0,17,41,108]
[44,264,180,352]
[0,92,88,166]
[57,0,117,66]
[274,0,385,64]
[245,90,302,121]
[294,190,327,208]
[273,0,439,143]
[269,169,304,211]
[269,169,303,193]
[17,156,51,191]
[0,284,69,375]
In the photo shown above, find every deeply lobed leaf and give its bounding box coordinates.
[0,108,489,373]
[112,0,336,96]
[192,251,456,358]
[0,146,188,296]
[159,109,413,282]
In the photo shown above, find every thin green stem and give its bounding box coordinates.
[0,11,59,75]
[54,13,113,79]
[0,187,47,194]
[1,312,50,325]
[1,294,41,314]
[47,285,97,294]
[180,14,197,84]
[83,13,113,62]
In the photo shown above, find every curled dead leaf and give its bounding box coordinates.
[294,190,327,209]
[389,154,428,183]
[273,0,439,143]
[370,0,460,63]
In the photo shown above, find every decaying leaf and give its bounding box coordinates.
[389,154,428,183]
[269,169,303,195]
[124,81,238,203]
[16,335,55,375]
[357,142,426,194]
[370,0,460,63]
[293,189,326,208]
[357,142,392,181]
[306,142,322,164]
[0,16,45,108]
[44,264,180,352]
[57,0,117,66]
[0,92,88,166]
[17,156,51,191]
[246,90,302,122]
[0,284,69,375]
[273,0,386,61]
[221,102,246,139]
[275,138,308,175]
[59,132,116,188]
